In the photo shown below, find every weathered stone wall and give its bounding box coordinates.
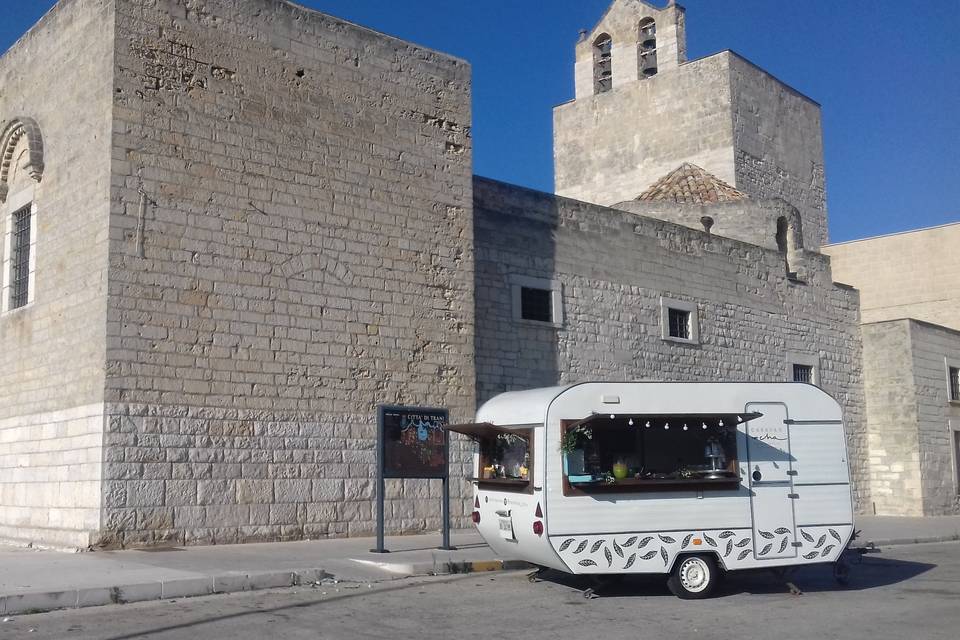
[0,0,115,548]
[860,321,923,516]
[101,0,475,547]
[823,223,960,332]
[908,321,960,515]
[474,177,868,511]
[860,319,960,516]
[556,52,735,207]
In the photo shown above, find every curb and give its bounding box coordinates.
[865,534,960,548]
[351,558,532,576]
[0,560,529,617]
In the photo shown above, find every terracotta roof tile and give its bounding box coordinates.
[636,163,748,204]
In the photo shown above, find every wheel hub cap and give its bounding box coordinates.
[680,559,709,592]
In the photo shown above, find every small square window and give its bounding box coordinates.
[510,275,562,327]
[668,308,690,340]
[793,364,813,384]
[660,296,699,344]
[520,287,553,323]
[950,367,959,402]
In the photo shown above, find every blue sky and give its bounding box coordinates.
[2,1,958,243]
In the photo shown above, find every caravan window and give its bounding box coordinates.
[560,413,749,495]
[446,423,534,493]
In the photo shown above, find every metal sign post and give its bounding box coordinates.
[372,405,453,553]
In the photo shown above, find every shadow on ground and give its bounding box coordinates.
[532,550,937,599]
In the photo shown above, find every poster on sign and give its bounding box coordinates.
[379,406,449,479]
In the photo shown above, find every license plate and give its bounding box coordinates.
[498,516,514,540]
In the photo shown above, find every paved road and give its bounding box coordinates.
[3,542,958,639]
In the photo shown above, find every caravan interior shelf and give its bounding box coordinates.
[569,476,741,492]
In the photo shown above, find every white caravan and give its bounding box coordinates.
[449,382,855,599]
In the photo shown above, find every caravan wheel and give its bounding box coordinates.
[667,554,718,599]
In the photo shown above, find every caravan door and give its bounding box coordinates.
[744,403,797,560]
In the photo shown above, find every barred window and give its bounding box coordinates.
[9,205,31,310]
[793,364,814,384]
[668,308,690,340]
[950,367,959,402]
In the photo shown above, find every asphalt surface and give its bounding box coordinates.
[2,542,958,640]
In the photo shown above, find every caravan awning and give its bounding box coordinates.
[566,412,763,431]
[443,423,532,439]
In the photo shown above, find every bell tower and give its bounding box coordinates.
[573,0,686,99]
[555,0,830,249]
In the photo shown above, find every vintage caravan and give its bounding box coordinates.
[449,382,855,599]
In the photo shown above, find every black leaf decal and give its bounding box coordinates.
[778,537,788,553]
[703,532,717,547]
[623,553,637,570]
[559,538,575,552]
[822,545,836,557]
[590,540,604,554]
[759,543,773,556]
[573,540,589,554]
[815,534,827,549]
[613,539,624,558]
[759,530,775,540]
[623,536,638,547]
[660,547,669,566]
[801,530,815,543]
[830,529,842,543]
[638,536,654,548]
[681,534,693,549]
[774,527,790,535]
[640,550,658,560]
[803,551,820,559]
[659,535,676,544]
[579,559,597,567]
[725,539,733,557]
[735,538,751,548]
[738,549,751,561]
[604,546,613,567]
[719,531,736,539]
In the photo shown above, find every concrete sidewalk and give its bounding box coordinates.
[855,515,960,547]
[2,515,959,617]
[0,529,525,616]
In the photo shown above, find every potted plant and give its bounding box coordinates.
[560,425,592,476]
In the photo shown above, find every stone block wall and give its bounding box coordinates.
[0,0,115,548]
[100,0,475,547]
[0,405,104,549]
[860,319,960,516]
[729,54,827,249]
[860,321,923,515]
[556,52,735,208]
[823,223,960,332]
[474,177,868,511]
[908,321,960,515]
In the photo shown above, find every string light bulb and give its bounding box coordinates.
[683,424,688,431]
[664,422,670,430]
[737,415,743,423]
[645,421,651,428]
[702,423,708,430]
[628,419,634,426]
[718,419,724,427]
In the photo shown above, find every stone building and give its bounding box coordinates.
[824,224,960,516]
[1,0,867,549]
